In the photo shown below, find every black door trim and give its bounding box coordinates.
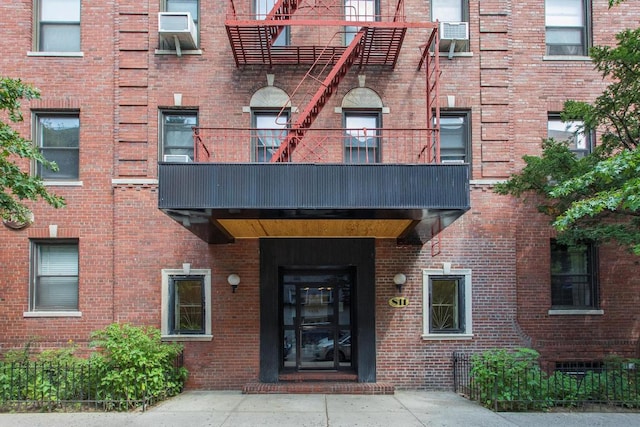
[259,238,376,383]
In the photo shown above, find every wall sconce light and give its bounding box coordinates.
[393,273,407,293]
[227,274,240,293]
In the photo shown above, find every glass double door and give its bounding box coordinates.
[282,268,352,371]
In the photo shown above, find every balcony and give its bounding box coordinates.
[158,128,470,245]
[225,0,422,68]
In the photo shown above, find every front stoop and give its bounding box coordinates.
[243,372,395,394]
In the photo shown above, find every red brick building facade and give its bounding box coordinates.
[1,0,638,391]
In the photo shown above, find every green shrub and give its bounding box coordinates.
[0,324,188,412]
[470,348,552,411]
[90,323,187,408]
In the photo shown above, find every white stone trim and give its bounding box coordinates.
[161,268,212,341]
[422,268,473,339]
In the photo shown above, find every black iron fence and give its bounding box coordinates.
[0,353,184,412]
[453,351,640,412]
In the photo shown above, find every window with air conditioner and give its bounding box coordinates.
[432,0,469,54]
[545,0,590,56]
[160,110,197,162]
[159,0,199,51]
[34,0,81,53]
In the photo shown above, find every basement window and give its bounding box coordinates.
[161,268,212,341]
[422,268,473,340]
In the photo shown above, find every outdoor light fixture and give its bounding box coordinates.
[227,274,240,293]
[393,273,407,293]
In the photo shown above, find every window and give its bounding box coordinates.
[160,110,197,161]
[440,111,470,164]
[161,0,199,49]
[551,240,598,309]
[431,0,469,53]
[548,114,592,157]
[35,0,81,52]
[161,269,211,340]
[34,113,80,180]
[423,268,472,339]
[170,277,204,334]
[30,241,79,312]
[545,0,590,56]
[344,112,380,163]
[344,0,377,45]
[253,110,289,162]
[255,0,289,46]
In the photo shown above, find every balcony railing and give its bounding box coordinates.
[228,0,406,23]
[193,127,439,164]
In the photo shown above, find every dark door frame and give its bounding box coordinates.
[259,238,376,383]
[282,267,354,371]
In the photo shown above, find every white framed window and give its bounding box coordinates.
[440,110,471,165]
[548,113,592,157]
[34,0,81,52]
[422,268,472,340]
[344,0,378,45]
[252,110,289,162]
[34,112,80,180]
[160,110,197,161]
[545,0,590,56]
[28,240,79,314]
[343,111,381,163]
[161,268,211,341]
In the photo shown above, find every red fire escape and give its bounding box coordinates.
[223,0,441,164]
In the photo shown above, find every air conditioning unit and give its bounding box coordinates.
[158,12,197,52]
[439,21,469,55]
[163,154,192,163]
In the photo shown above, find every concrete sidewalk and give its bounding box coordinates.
[1,390,639,427]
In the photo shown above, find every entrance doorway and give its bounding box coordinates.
[281,268,353,371]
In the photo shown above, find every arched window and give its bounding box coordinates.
[250,86,291,162]
[341,87,383,164]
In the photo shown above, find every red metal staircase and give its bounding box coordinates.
[263,0,300,46]
[270,30,365,162]
[224,0,439,163]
